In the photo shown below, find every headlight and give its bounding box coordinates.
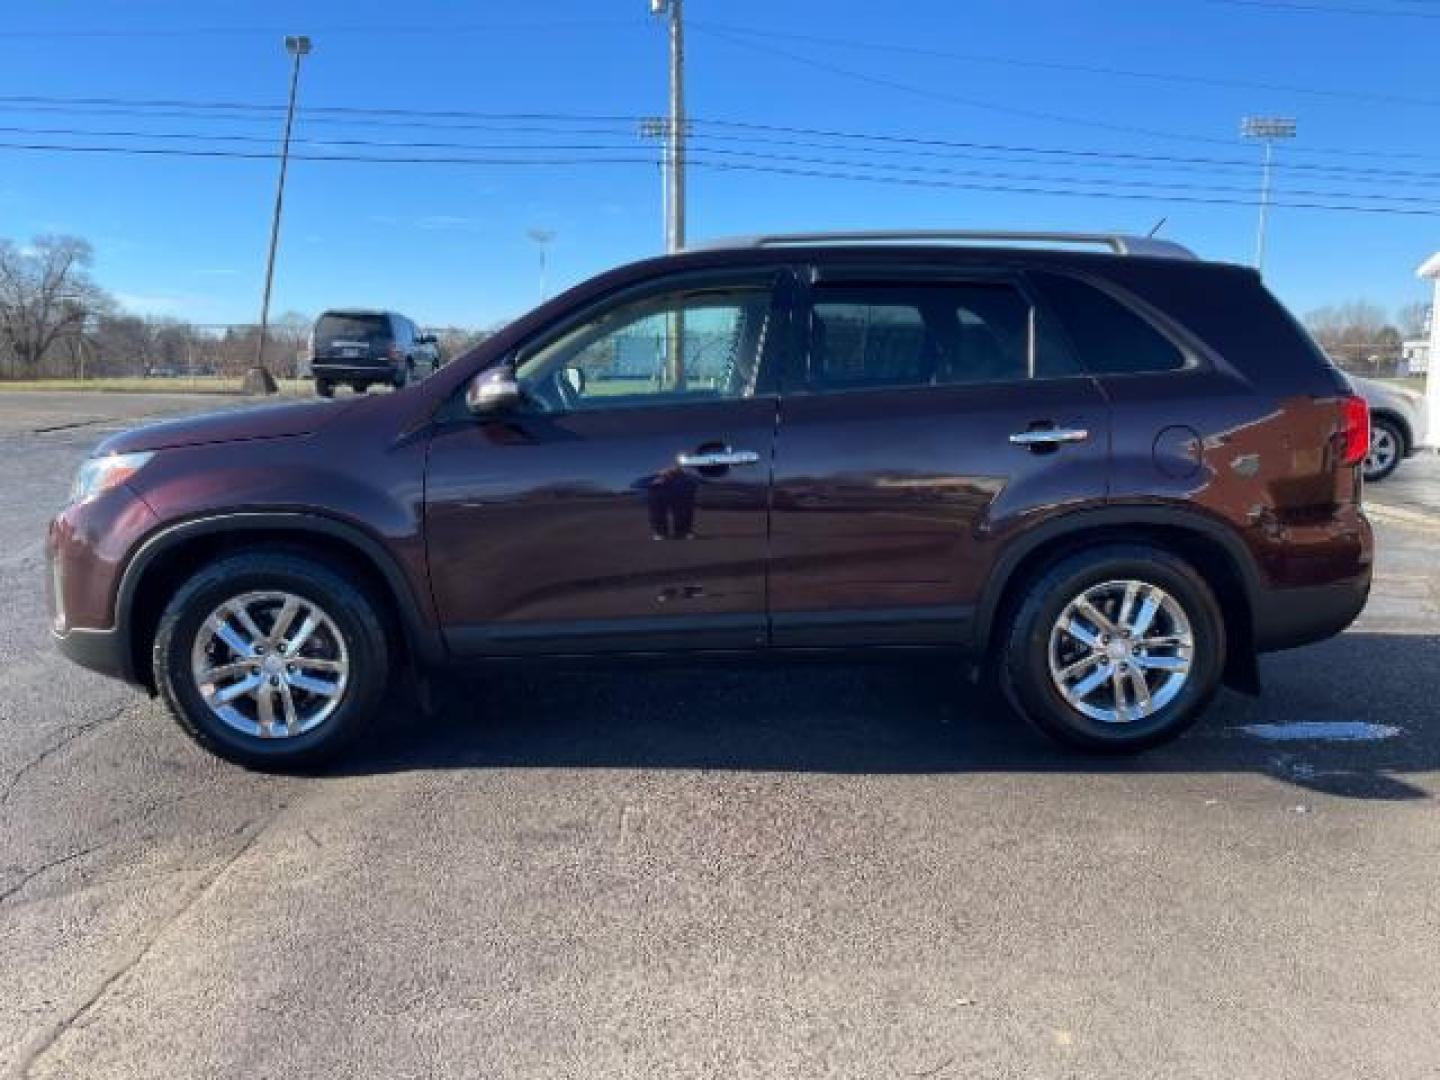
[71,451,154,504]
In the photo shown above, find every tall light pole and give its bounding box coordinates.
[248,34,312,394]
[650,0,686,253]
[1241,116,1296,276]
[527,228,556,301]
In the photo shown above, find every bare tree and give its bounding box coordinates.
[0,235,107,377]
[1396,300,1432,339]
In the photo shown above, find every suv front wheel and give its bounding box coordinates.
[1001,545,1225,753]
[152,551,389,770]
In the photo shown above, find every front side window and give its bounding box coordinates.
[515,286,772,412]
[805,281,1079,391]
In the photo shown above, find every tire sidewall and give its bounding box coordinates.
[154,556,387,769]
[1007,549,1225,751]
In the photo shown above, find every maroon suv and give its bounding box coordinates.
[48,231,1373,768]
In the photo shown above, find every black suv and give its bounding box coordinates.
[50,230,1373,769]
[308,309,438,396]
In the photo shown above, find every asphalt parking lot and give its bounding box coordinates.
[2,390,1438,1079]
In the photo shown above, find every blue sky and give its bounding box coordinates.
[0,0,1434,328]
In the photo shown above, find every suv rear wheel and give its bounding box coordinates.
[152,551,389,770]
[1001,544,1225,753]
[315,379,334,398]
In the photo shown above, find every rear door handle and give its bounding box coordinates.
[1009,428,1090,447]
[676,448,761,468]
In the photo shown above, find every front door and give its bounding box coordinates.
[769,267,1111,646]
[425,272,784,655]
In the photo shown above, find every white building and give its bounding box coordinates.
[1403,338,1430,376]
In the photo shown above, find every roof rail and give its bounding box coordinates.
[686,229,1197,260]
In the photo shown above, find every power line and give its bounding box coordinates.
[689,19,1440,110]
[1,138,1437,217]
[1200,0,1440,17]
[3,91,1439,167]
[4,93,1440,186]
[690,22,1245,150]
[691,25,1440,165]
[0,18,639,40]
[3,123,1435,204]
[6,104,1440,188]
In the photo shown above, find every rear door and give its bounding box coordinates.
[769,266,1111,646]
[425,270,787,655]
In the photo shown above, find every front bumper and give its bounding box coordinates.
[48,482,159,687]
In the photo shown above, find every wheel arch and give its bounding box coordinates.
[118,512,445,690]
[976,506,1261,694]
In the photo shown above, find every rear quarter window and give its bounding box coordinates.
[1033,272,1186,375]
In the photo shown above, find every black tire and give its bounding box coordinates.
[392,363,409,390]
[1363,416,1405,483]
[315,379,334,399]
[1000,544,1225,753]
[152,551,390,771]
[351,382,368,394]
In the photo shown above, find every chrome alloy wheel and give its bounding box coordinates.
[190,591,350,738]
[1364,424,1398,480]
[1047,579,1194,724]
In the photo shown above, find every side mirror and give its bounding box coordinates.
[465,365,523,415]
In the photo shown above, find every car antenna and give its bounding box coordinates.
[1147,216,1168,238]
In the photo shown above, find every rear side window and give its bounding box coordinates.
[1034,272,1186,375]
[315,312,391,343]
[805,281,1080,391]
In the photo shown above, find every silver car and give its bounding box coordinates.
[1346,373,1429,482]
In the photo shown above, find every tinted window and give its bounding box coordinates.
[1034,272,1186,375]
[806,281,1079,391]
[314,312,391,343]
[516,286,772,412]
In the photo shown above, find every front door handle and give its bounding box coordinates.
[1009,427,1090,447]
[676,448,761,468]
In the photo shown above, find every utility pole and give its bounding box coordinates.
[650,0,686,253]
[247,34,312,394]
[1241,116,1296,276]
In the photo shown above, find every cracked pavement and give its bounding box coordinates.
[2,391,1439,1079]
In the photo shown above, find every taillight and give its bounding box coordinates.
[388,345,403,361]
[1339,395,1370,468]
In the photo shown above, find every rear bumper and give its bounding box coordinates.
[1252,566,1372,652]
[53,625,136,684]
[311,363,396,382]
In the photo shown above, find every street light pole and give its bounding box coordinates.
[248,34,312,394]
[1241,116,1296,276]
[650,0,686,253]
